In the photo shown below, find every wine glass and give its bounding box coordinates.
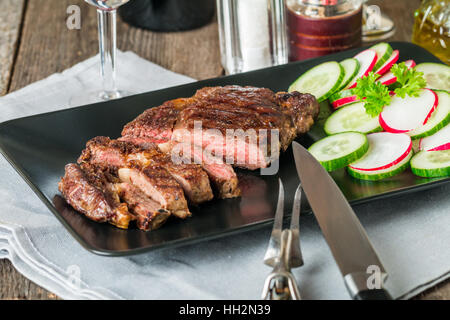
[70,0,132,106]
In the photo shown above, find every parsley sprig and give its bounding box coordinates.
[391,62,427,98]
[353,62,426,117]
[353,72,391,117]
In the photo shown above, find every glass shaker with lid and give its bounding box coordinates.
[286,0,363,61]
[216,0,288,74]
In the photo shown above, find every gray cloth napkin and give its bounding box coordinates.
[0,51,449,300]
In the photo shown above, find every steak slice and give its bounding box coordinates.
[121,98,193,143]
[58,163,133,229]
[114,182,170,231]
[160,141,240,198]
[120,85,319,170]
[79,136,213,205]
[118,165,190,219]
[275,91,320,136]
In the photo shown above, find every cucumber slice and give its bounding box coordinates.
[415,62,450,91]
[329,89,355,102]
[374,50,399,75]
[409,90,450,139]
[337,58,360,91]
[308,132,369,171]
[412,139,421,153]
[348,151,412,181]
[370,42,394,72]
[411,150,450,177]
[289,61,344,102]
[324,102,382,135]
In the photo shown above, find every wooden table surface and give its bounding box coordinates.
[0,0,448,300]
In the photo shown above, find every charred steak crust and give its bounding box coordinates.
[58,163,133,229]
[275,91,320,136]
[118,165,191,219]
[79,136,213,205]
[115,182,170,231]
[161,141,241,199]
[121,99,192,143]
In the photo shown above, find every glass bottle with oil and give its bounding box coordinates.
[412,0,450,65]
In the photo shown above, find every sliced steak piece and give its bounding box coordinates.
[79,136,213,204]
[114,182,170,231]
[161,141,240,198]
[121,98,194,143]
[83,86,317,191]
[275,91,320,137]
[118,136,155,149]
[118,165,191,219]
[58,163,133,229]
[78,136,137,167]
[163,162,213,204]
[191,85,302,151]
[122,85,318,169]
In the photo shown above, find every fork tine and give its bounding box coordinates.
[289,183,304,268]
[290,183,301,231]
[273,178,285,234]
[263,178,285,266]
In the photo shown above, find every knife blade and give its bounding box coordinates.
[292,141,392,300]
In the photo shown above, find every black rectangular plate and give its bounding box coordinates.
[0,42,448,256]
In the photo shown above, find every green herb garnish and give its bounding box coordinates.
[353,63,426,117]
[391,62,427,98]
[353,72,391,117]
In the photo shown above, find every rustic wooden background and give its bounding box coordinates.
[0,0,448,300]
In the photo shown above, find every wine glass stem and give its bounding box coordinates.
[97,8,118,98]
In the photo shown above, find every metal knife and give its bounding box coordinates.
[292,141,392,300]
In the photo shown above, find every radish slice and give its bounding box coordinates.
[419,124,450,151]
[377,60,416,86]
[375,50,400,75]
[332,95,360,109]
[346,49,377,89]
[379,89,438,133]
[349,132,412,171]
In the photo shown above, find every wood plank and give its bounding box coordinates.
[0,260,59,300]
[117,13,222,80]
[416,280,450,300]
[0,0,25,95]
[8,0,221,93]
[8,0,98,93]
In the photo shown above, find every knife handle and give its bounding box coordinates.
[355,288,393,300]
[345,273,393,300]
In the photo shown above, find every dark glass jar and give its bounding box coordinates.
[287,0,362,61]
[118,0,215,32]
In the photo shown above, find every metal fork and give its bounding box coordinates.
[261,179,303,300]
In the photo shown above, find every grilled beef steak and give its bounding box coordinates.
[79,136,214,205]
[122,86,319,169]
[114,182,170,231]
[159,141,240,198]
[118,165,190,218]
[121,100,186,144]
[58,163,133,229]
[59,85,319,231]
